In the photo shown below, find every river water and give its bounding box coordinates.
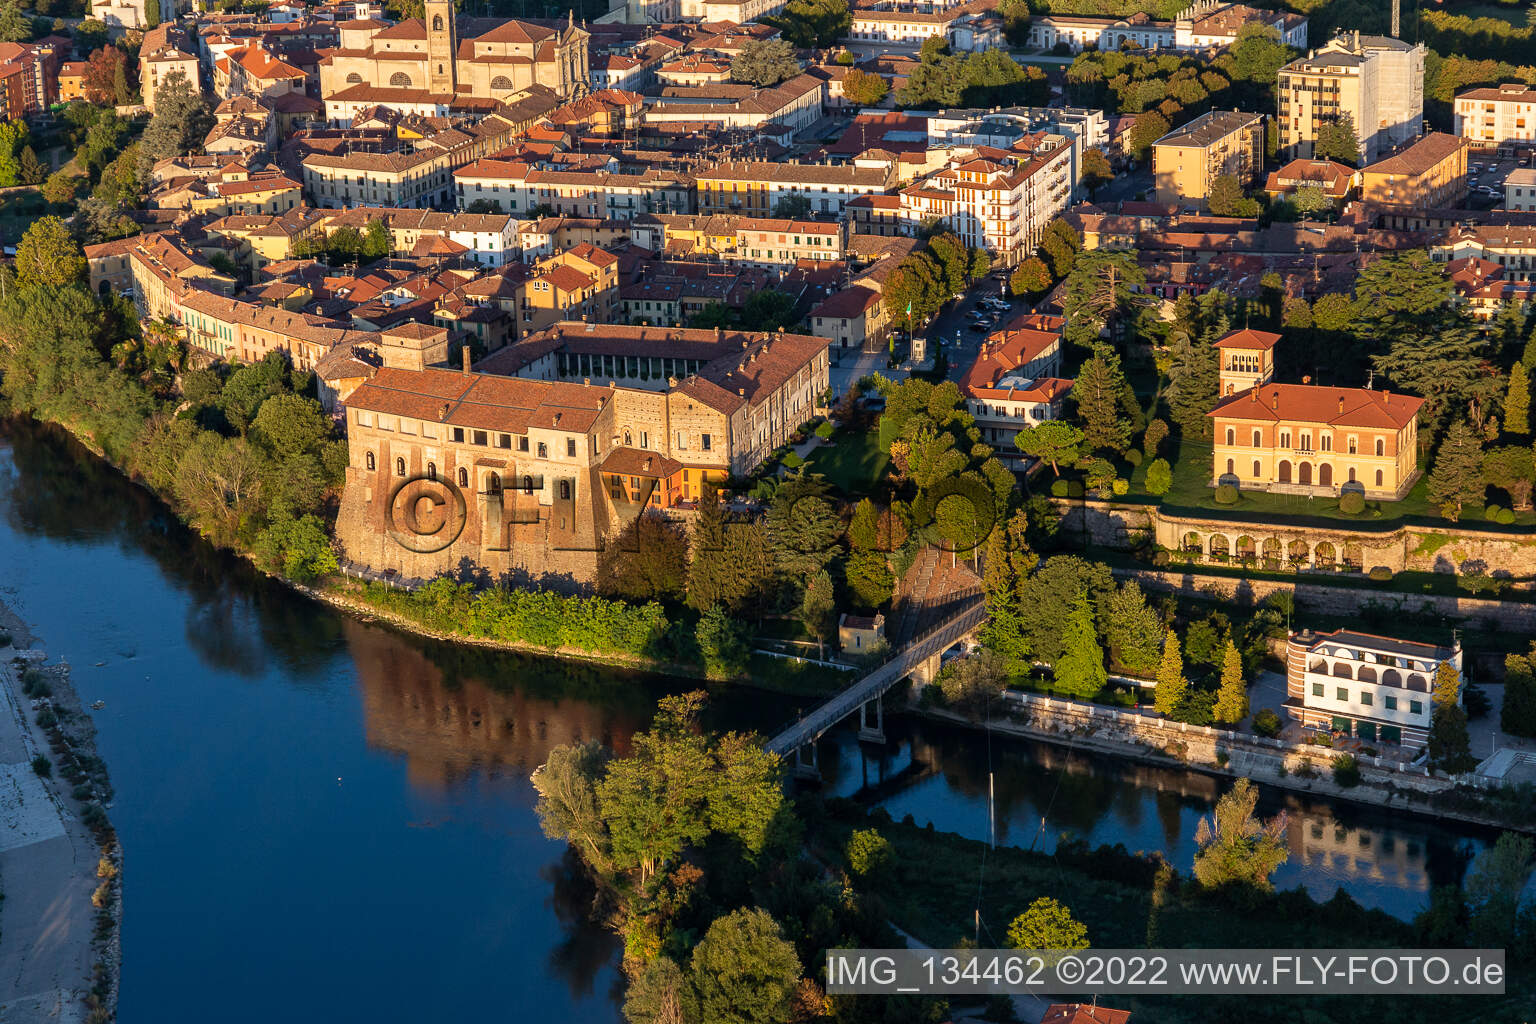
[0,420,1493,1023]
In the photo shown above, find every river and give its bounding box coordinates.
[0,419,1493,1023]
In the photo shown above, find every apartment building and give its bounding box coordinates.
[453,160,694,219]
[1359,132,1468,208]
[959,314,1072,449]
[320,206,521,267]
[1453,83,1536,152]
[847,0,1001,50]
[732,218,845,269]
[1152,110,1265,205]
[1207,329,1422,499]
[0,40,62,118]
[1286,629,1461,746]
[925,106,1110,192]
[516,245,621,338]
[1434,225,1536,282]
[696,159,895,217]
[807,285,888,353]
[1026,0,1305,53]
[898,136,1074,266]
[643,72,824,133]
[1263,157,1357,201]
[1277,32,1425,163]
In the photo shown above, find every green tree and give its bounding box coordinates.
[1213,640,1247,724]
[1072,345,1132,452]
[690,908,802,1024]
[764,473,840,582]
[1505,363,1530,436]
[1427,420,1485,521]
[1192,778,1288,890]
[695,604,750,680]
[770,193,811,218]
[137,71,212,178]
[1053,591,1106,698]
[1013,420,1082,475]
[15,216,84,288]
[764,0,849,48]
[41,169,79,205]
[687,493,775,614]
[1038,220,1080,280]
[1080,147,1113,196]
[1145,457,1173,496]
[798,568,837,657]
[1502,649,1536,737]
[842,67,889,106]
[1100,580,1162,677]
[0,0,29,42]
[938,649,1006,716]
[1311,292,1354,333]
[848,497,883,551]
[1465,833,1535,947]
[1154,630,1187,716]
[1482,445,1533,510]
[1016,555,1113,664]
[1291,185,1333,217]
[845,550,894,610]
[532,741,611,871]
[623,956,697,1024]
[846,828,892,877]
[1313,115,1360,165]
[252,513,336,582]
[17,145,43,186]
[1207,174,1246,217]
[1009,256,1052,297]
[882,252,943,330]
[597,513,689,603]
[1128,110,1170,159]
[362,219,391,261]
[1165,324,1220,440]
[1006,897,1090,953]
[1060,251,1146,350]
[1428,703,1476,773]
[250,392,330,459]
[730,38,800,87]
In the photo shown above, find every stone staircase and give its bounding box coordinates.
[888,546,983,649]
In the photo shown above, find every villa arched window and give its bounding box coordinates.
[395,457,406,476]
[457,467,468,488]
[426,462,437,481]
[489,472,502,494]
[523,474,534,494]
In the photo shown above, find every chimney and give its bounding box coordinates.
[1271,391,1278,410]
[1338,396,1344,413]
[583,377,591,386]
[461,346,471,373]
[439,401,451,421]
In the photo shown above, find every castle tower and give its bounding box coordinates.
[426,0,458,96]
[1213,327,1280,397]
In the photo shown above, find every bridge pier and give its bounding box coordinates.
[791,740,820,780]
[857,696,885,744]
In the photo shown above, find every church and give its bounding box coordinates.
[319,1,590,108]
[1206,329,1423,500]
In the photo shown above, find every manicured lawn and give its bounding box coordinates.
[803,429,890,497]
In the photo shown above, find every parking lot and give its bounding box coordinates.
[925,274,1018,382]
[1468,151,1530,207]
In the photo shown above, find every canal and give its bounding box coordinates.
[0,420,1491,1023]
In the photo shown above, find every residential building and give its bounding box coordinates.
[958,314,1072,449]
[808,285,888,353]
[731,218,845,269]
[1359,132,1468,208]
[1026,0,1304,53]
[924,106,1110,193]
[1506,168,1536,212]
[515,245,621,337]
[302,111,523,209]
[1453,83,1536,152]
[1207,328,1423,499]
[1152,109,1265,205]
[1433,225,1536,283]
[1286,629,1462,746]
[318,4,590,105]
[453,160,693,219]
[695,159,895,218]
[847,0,1001,50]
[643,72,824,133]
[92,0,170,32]
[1040,1006,1131,1024]
[898,136,1074,265]
[57,60,86,102]
[1263,157,1358,201]
[0,40,61,118]
[1277,32,1425,163]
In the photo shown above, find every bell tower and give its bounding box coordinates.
[1214,328,1280,397]
[426,0,458,96]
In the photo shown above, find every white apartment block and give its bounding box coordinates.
[1285,629,1461,747]
[453,160,694,218]
[898,136,1074,266]
[1454,83,1536,152]
[1027,0,1306,54]
[923,106,1109,193]
[1277,32,1425,164]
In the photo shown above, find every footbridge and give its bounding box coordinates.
[764,598,987,773]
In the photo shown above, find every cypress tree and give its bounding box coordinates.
[1053,591,1106,699]
[1213,640,1248,724]
[1154,631,1187,716]
[1505,364,1529,437]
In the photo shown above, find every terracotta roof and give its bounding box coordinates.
[1213,328,1281,350]
[1362,132,1465,178]
[600,446,682,478]
[810,285,881,320]
[1211,383,1423,428]
[348,366,611,434]
[1040,1005,1132,1024]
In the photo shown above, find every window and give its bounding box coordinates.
[426,462,436,481]
[523,475,535,494]
[451,427,464,443]
[489,472,502,494]
[1410,700,1423,715]
[1321,434,1332,452]
[457,467,468,487]
[559,480,571,500]
[1375,438,1385,457]
[566,438,576,457]
[499,433,512,449]
[1360,692,1373,706]
[537,442,548,458]
[518,436,529,452]
[640,431,649,449]
[395,457,406,476]
[701,433,712,451]
[1226,428,1235,445]
[624,430,632,446]
[1312,682,1324,697]
[366,452,376,471]
[1375,469,1384,487]
[1337,686,1349,701]
[1384,695,1397,711]
[472,430,488,446]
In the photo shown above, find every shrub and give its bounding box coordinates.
[1367,566,1393,582]
[1484,504,1504,522]
[1125,449,1143,467]
[1339,491,1365,515]
[781,451,804,469]
[1252,708,1282,738]
[846,828,892,877]
[1309,732,1334,748]
[1498,508,1516,525]
[1111,479,1129,496]
[814,420,834,440]
[35,707,57,728]
[1331,753,1361,787]
[31,754,52,777]
[918,683,945,708]
[1066,480,1084,498]
[1214,483,1239,505]
[1050,479,1069,497]
[1145,457,1172,496]
[72,784,93,800]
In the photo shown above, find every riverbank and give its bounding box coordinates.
[0,601,120,1023]
[906,696,1536,835]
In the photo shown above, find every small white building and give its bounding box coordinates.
[1285,629,1462,747]
[1505,168,1536,212]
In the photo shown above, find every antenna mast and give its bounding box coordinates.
[1391,0,1399,37]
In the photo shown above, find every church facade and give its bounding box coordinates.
[320,1,590,106]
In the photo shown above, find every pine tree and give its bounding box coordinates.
[1073,344,1132,452]
[1154,631,1187,716]
[1427,420,1485,520]
[980,525,1029,665]
[1505,364,1530,437]
[1501,651,1536,738]
[1166,324,1220,441]
[1213,640,1247,724]
[1429,704,1476,773]
[1053,591,1106,699]
[1432,660,1462,709]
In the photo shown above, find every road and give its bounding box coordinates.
[0,615,97,1024]
[925,274,1015,384]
